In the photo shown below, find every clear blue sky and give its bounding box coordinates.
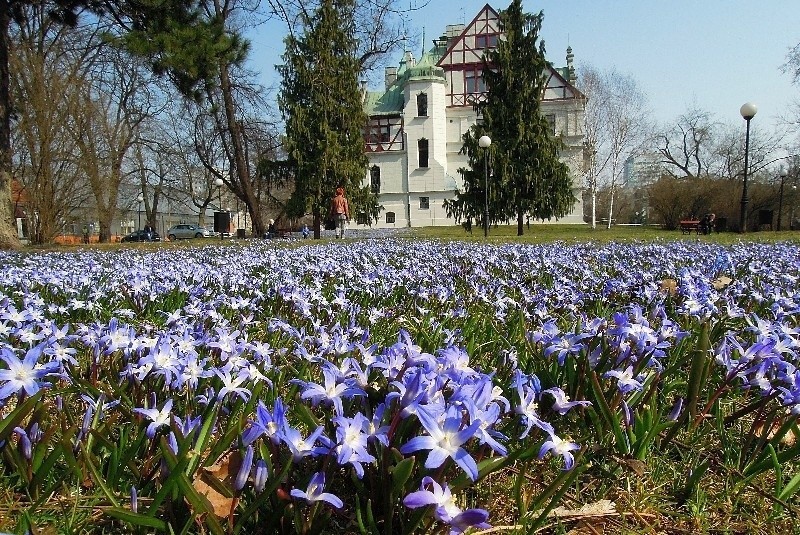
[247,1,800,133]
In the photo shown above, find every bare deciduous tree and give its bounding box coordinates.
[579,64,652,229]
[74,44,158,242]
[9,5,94,243]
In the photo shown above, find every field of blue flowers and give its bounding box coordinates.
[0,238,799,533]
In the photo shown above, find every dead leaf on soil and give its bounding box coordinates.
[660,279,678,296]
[753,419,798,447]
[549,499,617,519]
[190,449,242,518]
[712,276,733,290]
[612,456,647,476]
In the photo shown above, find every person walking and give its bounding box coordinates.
[329,187,350,239]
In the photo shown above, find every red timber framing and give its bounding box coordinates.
[364,116,404,152]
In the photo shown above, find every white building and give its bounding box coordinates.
[359,4,585,228]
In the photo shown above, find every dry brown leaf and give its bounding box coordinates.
[712,275,733,290]
[190,450,242,518]
[550,499,616,519]
[753,420,797,447]
[660,278,677,296]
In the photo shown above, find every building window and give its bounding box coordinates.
[476,34,498,49]
[419,197,430,210]
[417,93,428,117]
[386,212,396,224]
[418,138,429,168]
[465,68,485,94]
[370,166,381,194]
[545,114,556,135]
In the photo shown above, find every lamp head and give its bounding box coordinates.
[740,102,758,121]
[214,178,224,187]
[478,135,492,148]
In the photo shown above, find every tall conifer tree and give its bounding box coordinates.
[445,1,574,236]
[279,0,376,239]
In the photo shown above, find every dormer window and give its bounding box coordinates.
[417,93,428,117]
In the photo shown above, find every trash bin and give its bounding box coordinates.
[236,228,246,239]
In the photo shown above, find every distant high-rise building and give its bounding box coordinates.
[624,154,664,188]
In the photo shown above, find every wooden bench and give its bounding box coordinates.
[679,220,701,234]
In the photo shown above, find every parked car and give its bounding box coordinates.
[121,229,161,242]
[166,224,212,240]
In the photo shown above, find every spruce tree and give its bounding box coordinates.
[279,0,375,239]
[446,1,574,236]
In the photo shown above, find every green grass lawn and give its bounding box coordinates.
[413,223,800,245]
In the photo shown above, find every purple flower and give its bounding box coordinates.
[243,399,287,446]
[334,413,376,478]
[213,368,251,402]
[603,366,644,394]
[234,445,253,491]
[0,345,60,401]
[403,476,490,534]
[515,384,554,439]
[400,405,481,481]
[282,424,327,461]
[290,472,343,509]
[133,399,174,439]
[299,365,365,416]
[542,387,591,415]
[253,459,269,493]
[538,432,580,470]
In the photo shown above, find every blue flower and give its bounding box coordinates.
[243,399,287,446]
[290,472,343,509]
[400,405,481,481]
[0,344,60,401]
[133,399,174,439]
[603,366,645,394]
[333,413,376,478]
[538,431,580,470]
[403,476,490,534]
[298,364,365,416]
[542,387,591,415]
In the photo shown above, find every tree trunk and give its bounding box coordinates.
[0,5,20,249]
[97,205,113,243]
[516,208,524,236]
[313,204,321,240]
[218,62,265,237]
[606,184,615,230]
[591,182,597,229]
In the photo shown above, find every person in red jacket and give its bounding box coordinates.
[329,187,350,239]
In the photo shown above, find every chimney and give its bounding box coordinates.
[385,67,397,90]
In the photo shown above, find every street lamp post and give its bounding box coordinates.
[777,166,788,231]
[137,194,143,232]
[214,178,224,241]
[739,102,757,233]
[478,135,492,238]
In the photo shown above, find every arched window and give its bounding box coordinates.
[418,138,429,168]
[386,212,396,224]
[370,166,381,194]
[417,92,428,117]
